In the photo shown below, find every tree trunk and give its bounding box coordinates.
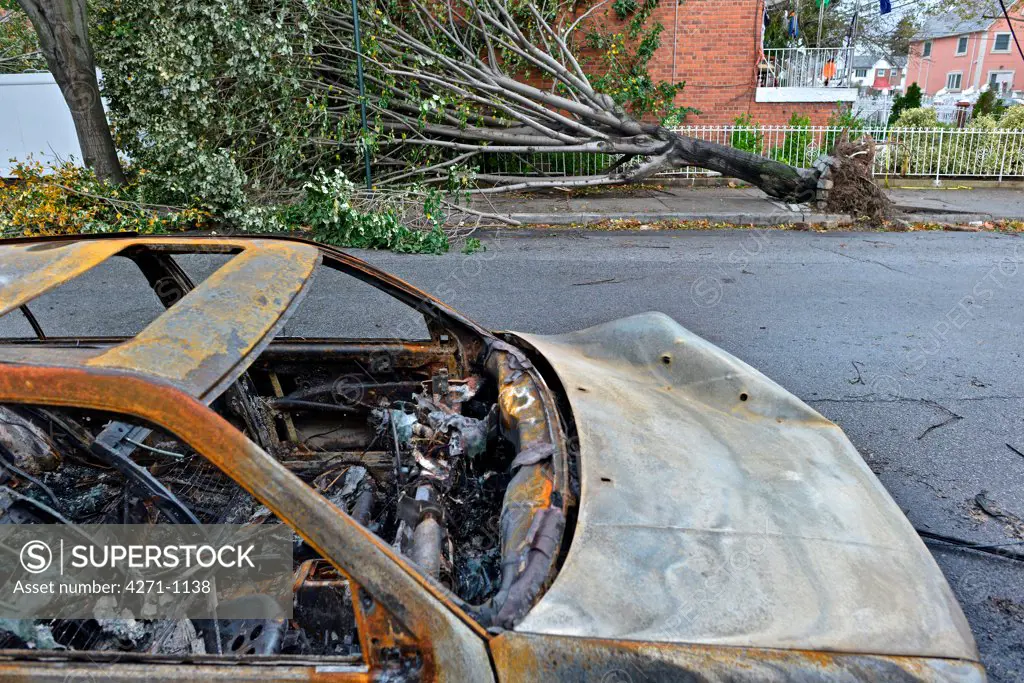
[17,0,125,185]
[469,129,825,204]
[666,131,820,204]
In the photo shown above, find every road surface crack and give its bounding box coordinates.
[807,244,918,277]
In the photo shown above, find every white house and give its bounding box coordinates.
[851,54,908,93]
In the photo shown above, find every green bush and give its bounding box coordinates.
[91,0,327,214]
[889,83,922,126]
[990,107,1024,175]
[822,105,866,151]
[730,114,764,155]
[282,170,449,254]
[882,107,1024,177]
[1000,105,1024,130]
[974,90,1007,120]
[893,107,942,128]
[770,113,814,167]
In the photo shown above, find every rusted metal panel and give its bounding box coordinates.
[0,365,495,683]
[0,240,127,317]
[87,240,320,402]
[0,236,321,403]
[509,312,978,662]
[483,345,567,628]
[491,632,986,682]
[0,346,104,366]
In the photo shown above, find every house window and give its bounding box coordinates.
[922,41,932,57]
[956,36,969,55]
[993,33,1011,53]
[989,71,1015,93]
[946,72,963,90]
[877,69,887,78]
[854,68,868,78]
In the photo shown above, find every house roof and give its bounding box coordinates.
[852,54,908,70]
[914,4,1000,40]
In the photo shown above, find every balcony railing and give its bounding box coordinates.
[757,47,855,89]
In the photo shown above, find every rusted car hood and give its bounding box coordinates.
[509,313,978,662]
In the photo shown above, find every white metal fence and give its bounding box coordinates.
[931,103,975,126]
[852,95,894,126]
[757,47,855,89]
[481,125,1024,182]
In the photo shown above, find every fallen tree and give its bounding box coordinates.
[302,0,882,210]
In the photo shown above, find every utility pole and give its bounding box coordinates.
[351,0,373,190]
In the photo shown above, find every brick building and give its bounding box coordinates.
[575,0,856,126]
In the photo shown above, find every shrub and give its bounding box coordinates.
[770,113,813,166]
[828,105,866,138]
[823,105,866,151]
[889,82,922,126]
[893,107,941,128]
[730,114,764,154]
[0,160,210,237]
[991,107,1024,175]
[1000,105,1024,130]
[281,170,449,254]
[974,90,1007,120]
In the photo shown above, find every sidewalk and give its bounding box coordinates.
[471,186,1024,226]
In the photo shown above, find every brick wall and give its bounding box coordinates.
[568,0,839,126]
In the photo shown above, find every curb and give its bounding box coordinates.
[499,211,1001,227]
[502,212,852,226]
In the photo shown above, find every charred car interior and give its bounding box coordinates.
[0,237,572,670]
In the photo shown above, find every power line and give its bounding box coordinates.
[997,0,1024,62]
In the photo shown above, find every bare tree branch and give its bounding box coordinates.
[298,0,887,208]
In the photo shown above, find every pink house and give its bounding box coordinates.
[907,1,1024,98]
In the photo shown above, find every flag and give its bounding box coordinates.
[880,0,892,13]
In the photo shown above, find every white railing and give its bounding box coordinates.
[873,126,1023,179]
[932,103,974,125]
[853,95,894,126]
[663,126,1024,180]
[757,47,855,89]
[481,126,1024,182]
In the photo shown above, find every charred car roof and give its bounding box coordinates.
[0,237,323,401]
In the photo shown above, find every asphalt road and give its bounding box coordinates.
[6,228,1024,679]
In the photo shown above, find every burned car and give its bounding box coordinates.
[0,234,983,682]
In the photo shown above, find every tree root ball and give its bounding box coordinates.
[822,135,896,223]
